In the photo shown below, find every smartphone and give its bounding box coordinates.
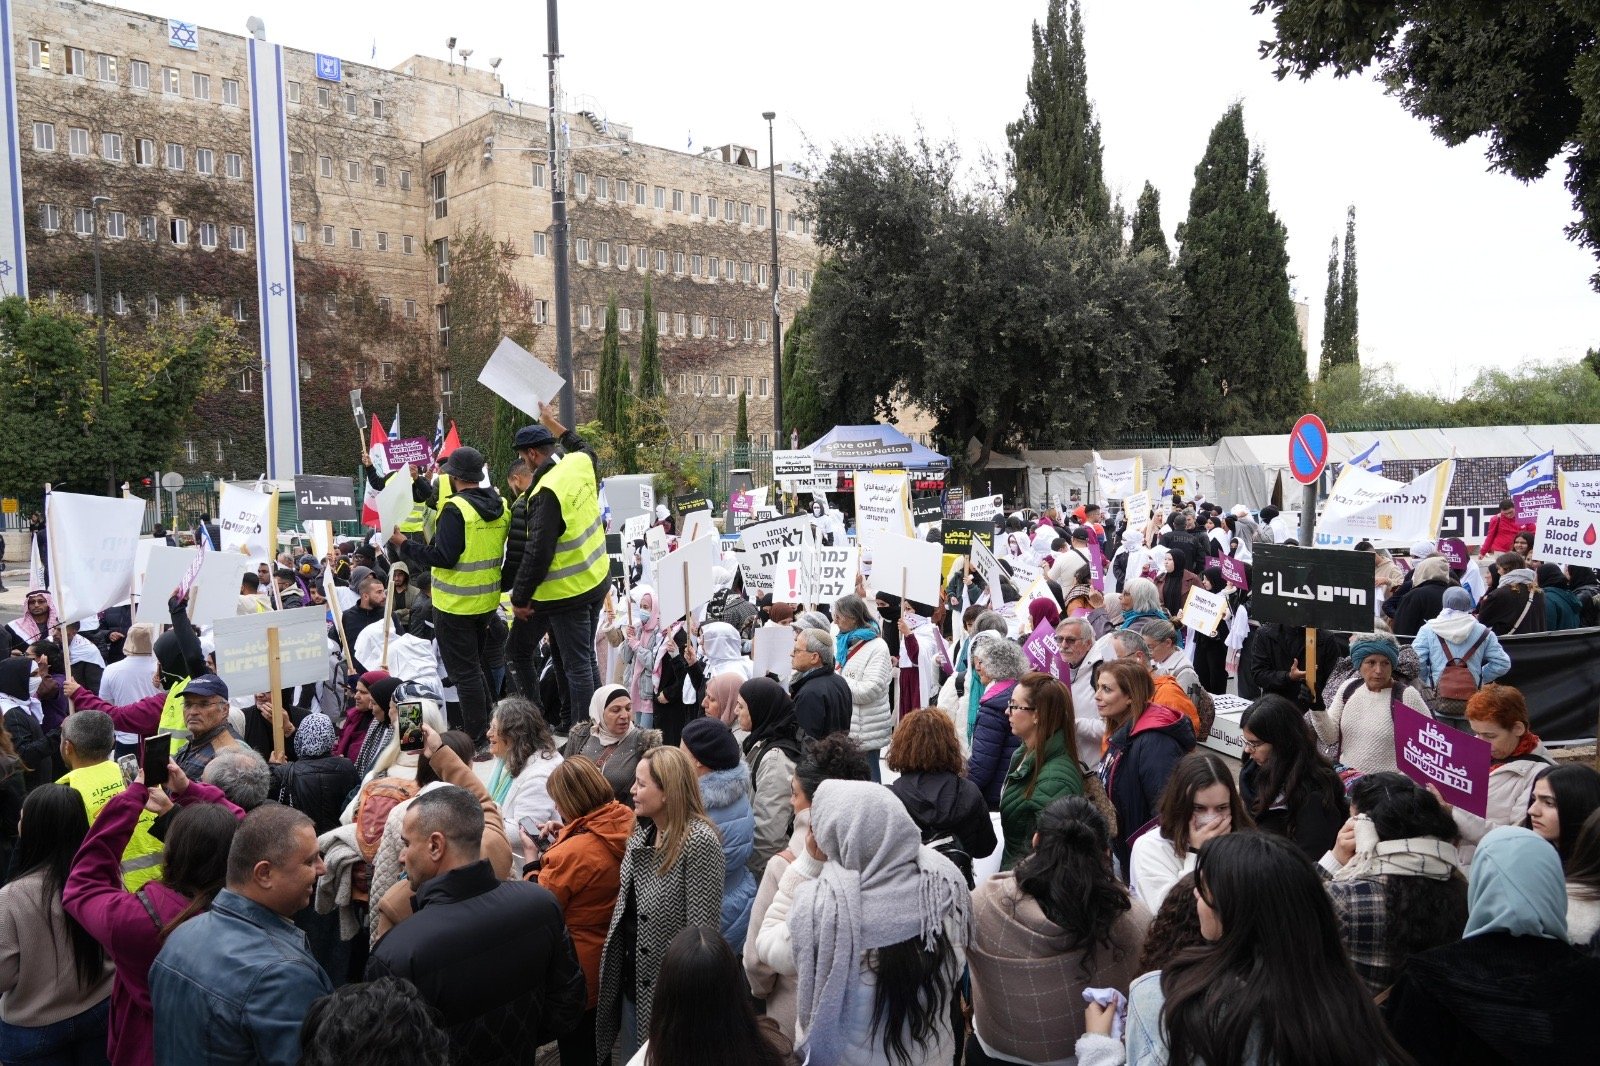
[143,733,172,790]
[518,816,557,853]
[395,700,425,752]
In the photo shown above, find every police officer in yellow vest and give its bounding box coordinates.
[391,445,508,752]
[58,710,165,889]
[504,402,609,731]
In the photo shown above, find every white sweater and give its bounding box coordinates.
[491,751,563,863]
[1311,683,1431,774]
[840,637,893,752]
[1128,831,1197,913]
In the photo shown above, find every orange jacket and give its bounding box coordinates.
[536,800,635,1009]
[1152,673,1201,738]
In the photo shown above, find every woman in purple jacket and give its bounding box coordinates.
[62,762,241,1066]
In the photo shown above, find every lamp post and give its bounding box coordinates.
[545,0,575,428]
[764,111,781,441]
[91,194,114,495]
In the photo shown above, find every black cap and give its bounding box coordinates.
[514,424,557,450]
[184,674,230,700]
[439,446,485,480]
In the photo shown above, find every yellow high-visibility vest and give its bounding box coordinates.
[431,496,510,615]
[532,454,609,604]
[59,760,165,890]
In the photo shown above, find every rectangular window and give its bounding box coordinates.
[674,313,687,336]
[741,202,752,224]
[634,183,646,206]
[725,200,735,222]
[346,160,361,182]
[758,205,767,227]
[532,232,548,256]
[319,155,333,178]
[321,225,335,244]
[165,143,185,170]
[229,225,247,251]
[325,294,338,315]
[691,193,702,215]
[577,368,595,393]
[759,320,770,342]
[102,133,122,161]
[653,186,665,209]
[195,148,213,175]
[67,126,89,157]
[744,319,754,341]
[741,261,752,283]
[106,211,125,239]
[162,67,179,94]
[618,180,631,202]
[373,98,386,120]
[578,304,592,329]
[691,254,703,276]
[708,195,719,219]
[596,176,609,200]
[136,137,154,166]
[786,266,798,287]
[619,308,632,331]
[803,270,813,288]
[574,172,588,198]
[28,40,49,70]
[403,235,415,255]
[710,317,720,339]
[533,300,548,325]
[759,264,769,286]
[694,373,704,395]
[38,204,60,232]
[616,243,629,268]
[222,78,240,106]
[66,47,86,76]
[96,54,116,82]
[191,72,210,100]
[344,92,357,116]
[759,377,770,397]
[709,256,719,279]
[317,86,331,108]
[140,215,156,240]
[723,260,735,281]
[112,292,127,315]
[31,122,54,151]
[659,311,670,333]
[654,250,667,273]
[130,60,149,89]
[672,189,684,211]
[724,316,735,337]
[350,228,363,249]
[575,238,590,263]
[399,169,412,191]
[636,245,647,270]
[290,151,305,175]
[286,79,301,103]
[404,299,417,319]
[373,164,386,186]
[434,239,449,284]
[692,314,705,339]
[744,376,753,395]
[774,209,783,230]
[376,231,389,252]
[293,221,307,243]
[225,152,243,179]
[596,240,611,266]
[531,163,546,188]
[380,358,395,379]
[673,252,686,275]
[148,294,161,316]
[197,222,217,249]
[170,218,189,245]
[435,314,453,357]
[431,171,448,218]
[788,212,797,233]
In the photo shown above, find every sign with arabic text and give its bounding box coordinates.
[1392,705,1490,818]
[1249,543,1373,632]
[294,475,358,521]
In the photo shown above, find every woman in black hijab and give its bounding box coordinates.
[736,677,805,875]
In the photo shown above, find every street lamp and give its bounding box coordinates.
[91,194,114,495]
[545,0,574,427]
[764,111,781,441]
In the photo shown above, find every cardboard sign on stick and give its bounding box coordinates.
[374,463,415,539]
[1122,492,1151,527]
[679,510,716,543]
[217,483,277,563]
[189,553,252,630]
[212,606,331,693]
[1180,586,1227,637]
[654,532,721,625]
[1534,508,1600,567]
[752,624,796,679]
[1393,706,1491,818]
[770,547,811,604]
[863,532,942,607]
[855,471,911,537]
[809,546,858,603]
[45,491,145,622]
[478,335,566,415]
[135,545,200,624]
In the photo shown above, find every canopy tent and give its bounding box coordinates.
[806,424,950,471]
[1011,446,1217,508]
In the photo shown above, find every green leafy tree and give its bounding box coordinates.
[595,296,621,434]
[613,334,635,472]
[1253,2,1600,290]
[735,391,750,450]
[1315,357,1600,430]
[1006,0,1110,228]
[0,296,247,498]
[1319,205,1360,379]
[1170,104,1308,436]
[1320,234,1343,378]
[1129,180,1169,259]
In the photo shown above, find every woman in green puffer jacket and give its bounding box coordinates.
[1000,672,1084,869]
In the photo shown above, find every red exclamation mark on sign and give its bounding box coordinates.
[1585,525,1597,546]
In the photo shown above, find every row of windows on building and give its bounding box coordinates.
[573,303,775,343]
[682,431,781,451]
[294,223,416,254]
[39,290,251,324]
[36,202,249,251]
[572,237,812,289]
[25,40,391,120]
[30,121,248,178]
[566,172,812,236]
[290,152,412,191]
[571,368,772,402]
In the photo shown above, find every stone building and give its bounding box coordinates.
[8,0,819,475]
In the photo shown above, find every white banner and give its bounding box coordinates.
[785,470,838,494]
[0,0,28,298]
[737,515,812,597]
[864,531,942,606]
[751,624,796,678]
[1093,451,1142,500]
[771,449,815,480]
[962,494,1003,521]
[1180,585,1227,637]
[374,463,415,539]
[45,491,145,622]
[855,471,911,537]
[1560,471,1600,515]
[478,335,565,416]
[1534,508,1600,567]
[655,531,720,625]
[1314,460,1454,548]
[212,606,331,693]
[218,483,277,563]
[770,547,811,603]
[1123,491,1151,527]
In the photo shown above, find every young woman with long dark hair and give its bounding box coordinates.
[1128,751,1252,911]
[998,672,1083,870]
[1563,808,1600,946]
[968,796,1147,1066]
[1239,694,1345,858]
[0,784,114,1064]
[1527,763,1600,865]
[627,925,794,1066]
[1082,832,1411,1066]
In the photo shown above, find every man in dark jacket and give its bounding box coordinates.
[1249,622,1340,711]
[789,629,853,739]
[337,574,388,673]
[367,786,584,1063]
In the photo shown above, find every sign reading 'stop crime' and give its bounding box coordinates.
[1250,543,1374,632]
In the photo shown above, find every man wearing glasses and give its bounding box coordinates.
[1054,617,1102,764]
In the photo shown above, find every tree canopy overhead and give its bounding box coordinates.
[1252,0,1600,289]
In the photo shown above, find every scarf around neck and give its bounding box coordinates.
[835,625,878,670]
[1331,814,1461,883]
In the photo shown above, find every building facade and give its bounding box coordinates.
[8,0,820,476]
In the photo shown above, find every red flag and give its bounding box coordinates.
[362,415,388,528]
[438,421,461,460]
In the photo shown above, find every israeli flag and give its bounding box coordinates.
[1347,439,1383,475]
[0,0,27,298]
[1460,560,1487,607]
[167,19,198,51]
[1506,449,1556,496]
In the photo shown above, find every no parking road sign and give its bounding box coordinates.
[1289,414,1329,486]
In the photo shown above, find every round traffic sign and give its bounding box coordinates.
[161,472,185,492]
[1289,414,1329,486]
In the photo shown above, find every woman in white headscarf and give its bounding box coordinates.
[621,585,665,728]
[561,685,662,807]
[699,621,752,681]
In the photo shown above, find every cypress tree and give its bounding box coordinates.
[1006,0,1109,227]
[596,295,620,432]
[1320,235,1343,379]
[638,277,663,399]
[1129,180,1169,259]
[1171,103,1307,435]
[735,392,750,449]
[1338,204,1358,366]
[614,330,635,470]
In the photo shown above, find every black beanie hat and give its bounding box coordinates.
[680,717,742,772]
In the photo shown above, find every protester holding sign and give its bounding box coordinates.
[1312,635,1433,775]
[1444,685,1554,865]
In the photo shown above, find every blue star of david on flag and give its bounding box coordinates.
[168,20,198,51]
[0,260,11,277]
[269,281,285,296]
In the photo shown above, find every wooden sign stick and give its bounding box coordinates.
[380,566,397,670]
[267,627,286,758]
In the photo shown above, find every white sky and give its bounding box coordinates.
[128,0,1598,395]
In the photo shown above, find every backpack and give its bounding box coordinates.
[921,830,975,890]
[350,775,420,902]
[1436,630,1490,701]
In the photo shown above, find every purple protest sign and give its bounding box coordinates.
[1434,538,1469,570]
[1514,485,1562,523]
[1022,619,1070,683]
[1086,536,1106,593]
[1392,704,1491,818]
[729,491,754,517]
[1219,556,1248,590]
[383,436,435,470]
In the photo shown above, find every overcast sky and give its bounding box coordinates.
[127,0,1597,395]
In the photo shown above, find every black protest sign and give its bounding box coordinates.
[606,532,624,581]
[671,491,714,522]
[1250,543,1374,632]
[294,475,359,522]
[941,520,994,556]
[912,496,943,526]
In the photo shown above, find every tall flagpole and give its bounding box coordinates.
[245,18,303,478]
[0,0,29,298]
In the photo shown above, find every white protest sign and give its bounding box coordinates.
[962,494,1003,521]
[789,470,838,494]
[124,538,159,604]
[737,515,813,597]
[770,547,811,603]
[306,520,334,562]
[810,545,858,602]
[135,545,199,624]
[680,510,716,543]
[854,471,911,537]
[217,483,276,563]
[1561,471,1600,515]
[45,491,145,622]
[190,552,252,629]
[1093,451,1142,500]
[375,463,415,539]
[211,606,331,692]
[752,624,796,679]
[623,514,650,544]
[1180,585,1227,637]
[772,449,814,479]
[655,531,721,624]
[1123,491,1151,527]
[863,532,942,606]
[970,534,1005,607]
[1314,460,1454,548]
[1535,508,1600,566]
[478,335,566,415]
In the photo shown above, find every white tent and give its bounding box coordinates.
[1014,446,1217,508]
